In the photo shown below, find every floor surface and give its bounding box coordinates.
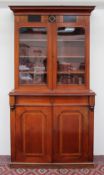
[0,156,104,175]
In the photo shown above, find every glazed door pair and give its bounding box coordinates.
[17,22,86,91]
[15,105,89,163]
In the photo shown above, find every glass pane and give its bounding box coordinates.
[28,15,41,22]
[63,16,76,22]
[57,27,85,85]
[19,27,47,85]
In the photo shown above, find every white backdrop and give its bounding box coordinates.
[0,6,104,155]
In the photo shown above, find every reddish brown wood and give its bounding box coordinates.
[9,6,95,15]
[11,6,94,91]
[88,95,95,161]
[10,162,95,168]
[53,106,89,162]
[9,6,95,166]
[9,96,16,161]
[9,89,95,96]
[14,106,52,163]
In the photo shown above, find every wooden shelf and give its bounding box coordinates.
[58,56,84,58]
[57,82,84,85]
[20,81,46,85]
[19,71,47,74]
[20,31,47,34]
[58,70,85,74]
[20,56,46,58]
[58,40,84,42]
[20,39,47,42]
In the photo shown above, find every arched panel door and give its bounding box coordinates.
[15,106,52,163]
[53,106,89,162]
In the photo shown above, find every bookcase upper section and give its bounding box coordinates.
[10,6,95,92]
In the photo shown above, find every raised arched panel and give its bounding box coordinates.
[21,111,46,155]
[53,106,89,162]
[59,111,82,155]
[15,106,52,163]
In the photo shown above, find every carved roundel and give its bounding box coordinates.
[48,15,56,23]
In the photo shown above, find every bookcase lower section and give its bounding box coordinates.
[9,91,95,165]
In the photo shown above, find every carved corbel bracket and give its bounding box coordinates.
[89,95,95,111]
[9,96,15,110]
[10,105,15,110]
[89,105,94,111]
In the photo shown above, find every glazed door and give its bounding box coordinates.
[15,106,52,163]
[53,106,89,162]
[53,22,89,91]
[15,23,53,91]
